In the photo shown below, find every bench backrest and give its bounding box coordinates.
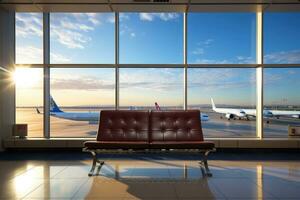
[97,110,203,143]
[97,110,149,142]
[150,110,204,142]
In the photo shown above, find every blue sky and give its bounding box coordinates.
[15,12,300,107]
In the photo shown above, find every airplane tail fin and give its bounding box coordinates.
[155,102,161,111]
[211,98,216,110]
[50,96,63,113]
[36,108,41,114]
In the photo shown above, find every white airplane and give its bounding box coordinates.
[211,98,273,120]
[211,98,249,120]
[269,110,300,119]
[211,98,300,120]
[38,96,99,124]
[37,96,210,123]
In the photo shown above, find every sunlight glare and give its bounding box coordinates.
[13,68,41,88]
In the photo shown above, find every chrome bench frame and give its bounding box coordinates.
[83,147,216,177]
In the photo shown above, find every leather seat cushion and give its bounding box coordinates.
[97,110,149,142]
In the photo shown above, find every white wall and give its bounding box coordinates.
[0,8,15,151]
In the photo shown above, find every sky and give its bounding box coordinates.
[14,12,300,107]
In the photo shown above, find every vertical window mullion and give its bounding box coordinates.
[184,12,187,110]
[43,12,50,138]
[115,12,119,110]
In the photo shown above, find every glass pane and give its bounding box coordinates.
[120,13,183,64]
[50,13,115,64]
[15,68,43,137]
[188,68,256,137]
[15,13,43,64]
[120,68,183,109]
[264,13,300,64]
[188,13,256,64]
[264,68,300,137]
[50,68,115,137]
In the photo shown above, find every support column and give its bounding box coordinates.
[0,9,15,151]
[256,11,263,139]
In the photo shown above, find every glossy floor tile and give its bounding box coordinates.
[0,152,300,200]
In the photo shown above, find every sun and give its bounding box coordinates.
[13,68,41,88]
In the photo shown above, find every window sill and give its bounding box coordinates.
[3,137,300,149]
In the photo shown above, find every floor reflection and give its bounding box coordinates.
[1,158,300,199]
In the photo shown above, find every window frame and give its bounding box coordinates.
[14,11,300,139]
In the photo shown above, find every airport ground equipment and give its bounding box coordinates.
[83,110,216,177]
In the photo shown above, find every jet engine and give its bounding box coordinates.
[291,115,300,119]
[225,113,234,120]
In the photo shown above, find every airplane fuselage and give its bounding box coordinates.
[50,112,99,121]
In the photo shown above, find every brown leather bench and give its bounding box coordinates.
[83,110,215,177]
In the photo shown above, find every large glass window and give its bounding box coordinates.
[15,13,43,64]
[188,13,256,64]
[50,13,115,64]
[119,13,183,64]
[264,13,300,64]
[264,68,300,137]
[15,68,43,137]
[188,68,256,137]
[50,68,115,137]
[120,68,183,110]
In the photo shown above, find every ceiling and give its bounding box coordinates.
[0,0,299,12]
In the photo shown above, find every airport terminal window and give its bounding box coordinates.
[264,13,300,64]
[50,68,115,137]
[50,13,115,64]
[119,68,183,110]
[188,13,256,64]
[15,13,43,64]
[15,68,43,137]
[264,68,300,138]
[119,13,183,64]
[187,68,256,138]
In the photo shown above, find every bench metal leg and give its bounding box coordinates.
[199,149,215,177]
[88,151,105,176]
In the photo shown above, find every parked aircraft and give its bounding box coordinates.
[36,96,210,123]
[211,98,300,120]
[211,98,252,120]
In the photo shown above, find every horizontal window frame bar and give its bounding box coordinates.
[14,64,300,68]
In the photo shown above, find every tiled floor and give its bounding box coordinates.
[0,152,300,199]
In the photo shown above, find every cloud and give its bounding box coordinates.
[16,46,43,64]
[120,24,136,38]
[52,13,114,49]
[264,50,300,64]
[120,69,182,92]
[139,13,179,22]
[236,56,256,64]
[51,76,115,90]
[130,32,136,38]
[197,39,214,47]
[193,58,230,64]
[51,28,91,49]
[192,48,204,55]
[16,46,70,64]
[60,20,94,32]
[50,53,71,63]
[119,13,130,21]
[16,13,43,37]
[188,68,256,91]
